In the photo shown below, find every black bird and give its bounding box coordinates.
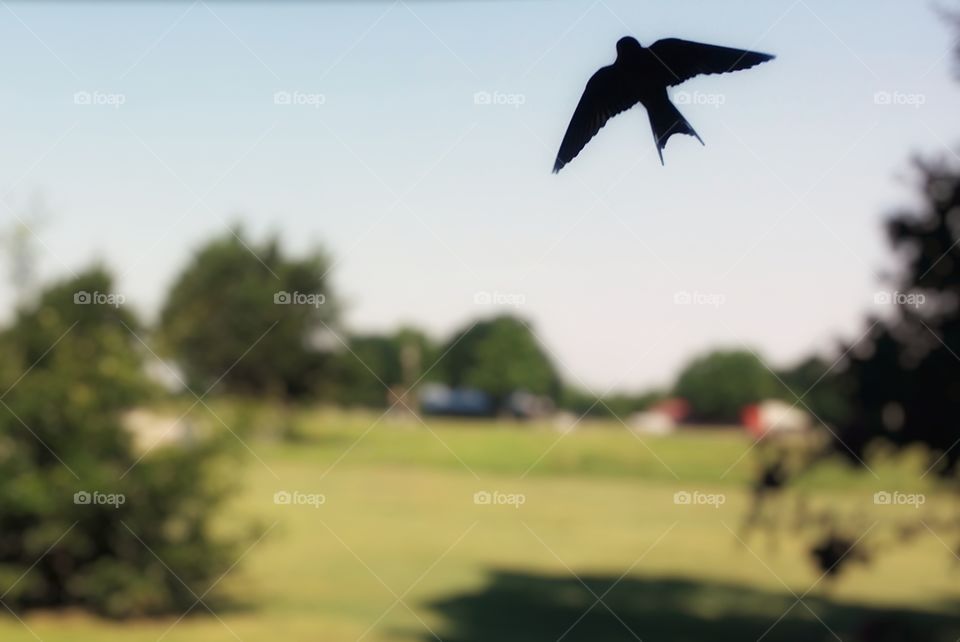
[553,36,775,172]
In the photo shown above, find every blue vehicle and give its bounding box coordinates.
[419,384,494,417]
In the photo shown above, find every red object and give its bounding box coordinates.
[741,404,764,438]
[652,398,690,422]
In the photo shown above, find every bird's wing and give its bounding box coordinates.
[553,64,640,173]
[647,38,775,87]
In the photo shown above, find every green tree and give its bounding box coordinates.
[742,14,960,584]
[836,157,960,472]
[751,159,960,579]
[0,267,243,617]
[330,327,436,407]
[774,355,850,426]
[440,315,559,405]
[674,349,778,423]
[157,228,337,398]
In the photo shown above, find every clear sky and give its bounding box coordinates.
[1,0,958,391]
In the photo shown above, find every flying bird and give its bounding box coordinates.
[553,36,775,172]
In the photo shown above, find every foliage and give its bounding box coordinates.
[0,267,243,617]
[329,327,437,407]
[157,228,337,398]
[673,349,779,423]
[754,158,960,579]
[438,315,559,405]
[773,355,851,427]
[835,159,960,475]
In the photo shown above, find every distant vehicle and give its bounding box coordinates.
[419,385,554,419]
[628,397,690,434]
[628,410,676,435]
[419,384,493,417]
[503,390,555,420]
[741,399,812,438]
[651,398,690,422]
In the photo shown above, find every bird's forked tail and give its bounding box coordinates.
[648,98,704,165]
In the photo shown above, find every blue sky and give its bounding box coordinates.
[1,0,958,390]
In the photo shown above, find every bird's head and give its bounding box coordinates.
[616,36,642,58]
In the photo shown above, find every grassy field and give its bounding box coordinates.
[3,405,959,642]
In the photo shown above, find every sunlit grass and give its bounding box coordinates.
[2,404,957,641]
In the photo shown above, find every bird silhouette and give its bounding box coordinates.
[553,36,775,172]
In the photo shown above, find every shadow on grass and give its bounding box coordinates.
[417,570,960,642]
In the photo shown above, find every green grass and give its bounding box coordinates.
[2,406,958,641]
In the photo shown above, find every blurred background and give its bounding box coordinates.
[2,1,960,640]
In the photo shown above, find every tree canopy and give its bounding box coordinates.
[158,228,337,398]
[835,159,960,474]
[674,349,779,423]
[439,315,559,404]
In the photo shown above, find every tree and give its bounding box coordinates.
[330,327,436,407]
[741,12,960,583]
[774,355,850,427]
[439,315,559,405]
[157,228,337,398]
[0,267,243,617]
[748,159,960,579]
[674,349,778,423]
[835,158,960,472]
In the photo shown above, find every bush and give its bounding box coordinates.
[0,267,244,617]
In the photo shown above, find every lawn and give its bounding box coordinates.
[3,406,958,642]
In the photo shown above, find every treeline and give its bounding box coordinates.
[149,228,561,408]
[34,226,834,422]
[141,227,837,421]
